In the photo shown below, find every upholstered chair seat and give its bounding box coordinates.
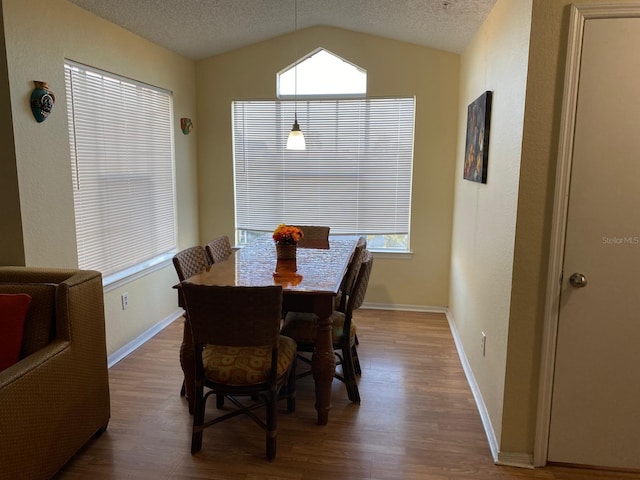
[201,337,297,385]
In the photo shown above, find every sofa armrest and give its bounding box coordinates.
[0,268,110,480]
[0,340,69,389]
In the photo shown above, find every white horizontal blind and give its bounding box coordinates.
[233,98,414,236]
[65,61,176,280]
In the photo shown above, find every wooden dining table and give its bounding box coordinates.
[178,235,358,425]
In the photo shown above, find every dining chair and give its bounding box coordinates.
[344,249,374,371]
[281,251,373,404]
[180,283,297,460]
[172,245,209,412]
[335,236,367,312]
[293,225,330,248]
[205,235,233,264]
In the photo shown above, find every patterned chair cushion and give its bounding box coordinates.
[202,335,297,385]
[281,311,357,347]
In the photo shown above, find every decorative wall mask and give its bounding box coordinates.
[180,117,193,135]
[30,81,55,123]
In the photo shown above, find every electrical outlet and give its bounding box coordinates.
[121,292,129,310]
[481,331,486,356]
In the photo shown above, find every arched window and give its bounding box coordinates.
[277,48,366,97]
[233,50,415,252]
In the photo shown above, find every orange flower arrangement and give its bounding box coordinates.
[272,224,304,245]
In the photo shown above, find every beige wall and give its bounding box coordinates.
[450,0,532,454]
[452,0,640,461]
[1,0,199,355]
[499,0,640,459]
[195,26,460,308]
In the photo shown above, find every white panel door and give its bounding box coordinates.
[547,17,640,469]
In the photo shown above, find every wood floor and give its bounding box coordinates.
[54,310,638,480]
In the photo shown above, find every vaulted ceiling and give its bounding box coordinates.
[68,0,497,61]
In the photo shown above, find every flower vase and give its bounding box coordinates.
[276,243,297,261]
[275,257,297,274]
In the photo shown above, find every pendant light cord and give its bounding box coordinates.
[294,0,298,121]
[286,0,305,149]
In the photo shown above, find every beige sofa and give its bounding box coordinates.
[0,267,110,480]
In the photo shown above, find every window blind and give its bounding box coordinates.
[64,61,176,282]
[232,98,414,237]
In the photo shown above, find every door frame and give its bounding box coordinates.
[534,2,640,467]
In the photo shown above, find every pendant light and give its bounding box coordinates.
[286,0,306,150]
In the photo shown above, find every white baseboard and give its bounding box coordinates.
[444,308,501,464]
[444,308,534,469]
[496,451,534,468]
[107,309,184,368]
[362,302,447,313]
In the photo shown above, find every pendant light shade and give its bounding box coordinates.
[286,0,306,150]
[286,115,306,150]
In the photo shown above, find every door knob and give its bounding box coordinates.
[569,272,588,288]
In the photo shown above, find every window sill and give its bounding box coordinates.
[103,252,176,292]
[367,249,413,259]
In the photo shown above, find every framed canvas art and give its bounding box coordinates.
[463,90,493,184]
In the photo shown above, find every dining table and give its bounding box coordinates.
[177,234,359,425]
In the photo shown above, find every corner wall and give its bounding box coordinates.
[449,0,532,456]
[500,0,640,462]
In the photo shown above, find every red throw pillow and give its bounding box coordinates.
[0,293,32,371]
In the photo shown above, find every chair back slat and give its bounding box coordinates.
[173,246,208,281]
[294,225,330,248]
[338,239,366,311]
[182,284,283,348]
[205,235,232,264]
[347,250,373,314]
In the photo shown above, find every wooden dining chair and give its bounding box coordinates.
[205,235,233,264]
[172,245,209,412]
[180,283,297,460]
[281,252,373,404]
[293,225,330,248]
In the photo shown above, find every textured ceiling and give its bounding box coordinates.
[68,0,497,61]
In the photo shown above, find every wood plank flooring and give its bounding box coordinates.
[54,310,638,480]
